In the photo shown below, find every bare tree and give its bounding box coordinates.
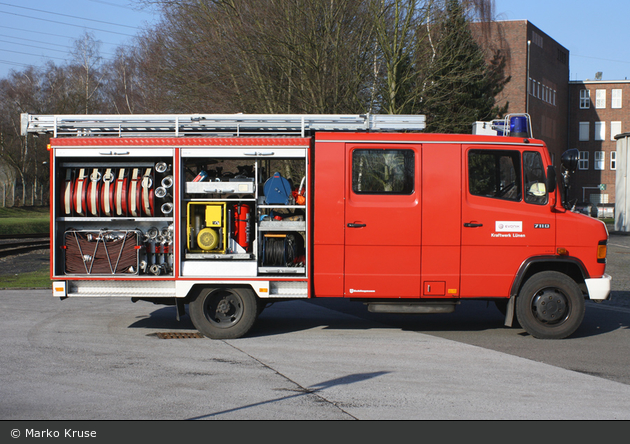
[0,68,50,206]
[139,0,377,113]
[70,32,105,114]
[102,46,147,114]
[369,0,434,114]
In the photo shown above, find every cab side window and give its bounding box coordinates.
[523,151,548,205]
[468,150,522,201]
[352,149,414,194]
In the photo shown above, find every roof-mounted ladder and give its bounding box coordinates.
[21,113,426,138]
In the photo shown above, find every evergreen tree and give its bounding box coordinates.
[421,0,509,133]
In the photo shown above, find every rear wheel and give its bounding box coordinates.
[515,271,585,339]
[189,287,259,339]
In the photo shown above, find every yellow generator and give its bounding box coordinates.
[187,202,227,254]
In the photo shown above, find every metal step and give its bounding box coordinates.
[21,113,426,137]
[268,281,309,298]
[66,280,177,298]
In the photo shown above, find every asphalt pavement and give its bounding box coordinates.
[0,228,629,421]
[1,288,629,421]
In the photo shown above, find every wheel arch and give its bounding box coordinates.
[510,256,588,298]
[503,256,587,327]
[183,282,259,304]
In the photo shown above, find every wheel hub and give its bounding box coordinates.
[203,290,244,328]
[532,288,568,323]
[216,299,231,315]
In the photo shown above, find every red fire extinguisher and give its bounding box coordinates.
[233,204,251,251]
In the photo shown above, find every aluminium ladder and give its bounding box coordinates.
[21,113,426,138]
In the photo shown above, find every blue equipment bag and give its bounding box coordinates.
[263,172,292,205]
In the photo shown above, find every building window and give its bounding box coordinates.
[596,89,606,109]
[588,194,608,205]
[591,194,609,205]
[612,89,622,109]
[532,31,544,48]
[611,121,622,141]
[579,151,589,170]
[580,90,590,109]
[611,151,617,170]
[557,49,567,65]
[594,151,605,170]
[594,122,606,141]
[579,122,590,141]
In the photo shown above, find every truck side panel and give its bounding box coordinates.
[343,143,421,298]
[460,144,556,297]
[420,143,462,298]
[312,139,346,297]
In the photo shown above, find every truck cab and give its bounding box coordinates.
[313,123,610,339]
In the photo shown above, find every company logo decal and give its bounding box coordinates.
[495,221,522,232]
[349,289,376,294]
[492,221,526,238]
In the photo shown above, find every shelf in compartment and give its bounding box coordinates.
[183,198,256,203]
[259,220,306,231]
[186,181,255,195]
[258,266,306,274]
[258,205,306,210]
[185,252,254,260]
[59,161,159,168]
[258,267,306,274]
[58,217,173,222]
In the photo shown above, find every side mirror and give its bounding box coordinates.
[546,165,557,194]
[561,149,579,173]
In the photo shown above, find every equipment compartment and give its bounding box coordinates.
[57,159,174,219]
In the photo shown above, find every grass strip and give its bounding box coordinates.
[0,267,50,289]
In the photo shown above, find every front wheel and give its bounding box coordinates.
[515,271,585,339]
[189,287,259,339]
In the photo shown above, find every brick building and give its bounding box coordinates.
[473,20,629,210]
[567,80,629,209]
[472,20,570,168]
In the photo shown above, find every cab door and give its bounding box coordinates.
[461,146,556,297]
[344,144,421,298]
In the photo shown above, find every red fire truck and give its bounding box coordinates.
[21,113,611,340]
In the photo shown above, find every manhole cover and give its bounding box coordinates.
[156,332,204,339]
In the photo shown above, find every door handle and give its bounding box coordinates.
[347,223,367,228]
[464,222,483,228]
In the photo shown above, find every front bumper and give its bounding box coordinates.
[585,274,612,301]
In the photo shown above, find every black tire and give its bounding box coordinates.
[515,271,585,339]
[189,287,259,339]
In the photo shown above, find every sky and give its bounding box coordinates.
[0,0,158,78]
[493,0,630,81]
[0,0,629,81]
